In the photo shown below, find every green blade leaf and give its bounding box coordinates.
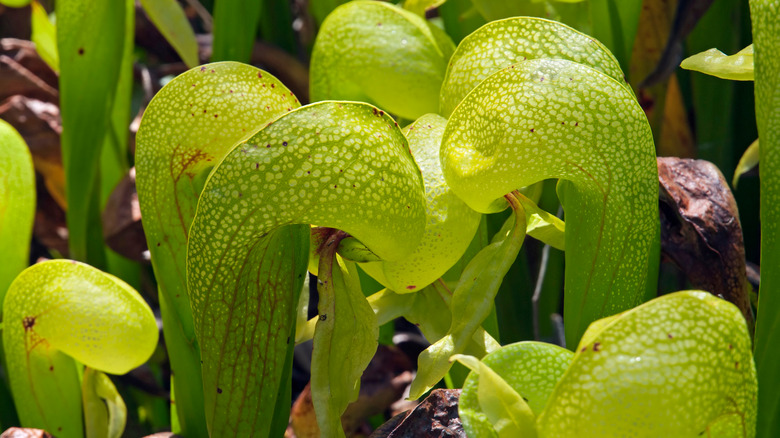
[211,0,264,63]
[186,102,426,435]
[452,354,537,438]
[310,1,455,120]
[733,139,759,188]
[440,16,628,117]
[82,368,127,438]
[410,203,526,398]
[750,1,780,436]
[57,0,126,264]
[441,58,658,347]
[538,291,757,437]
[140,0,199,68]
[136,62,300,436]
[517,193,565,250]
[359,114,481,292]
[681,45,754,81]
[459,342,573,438]
[3,260,158,438]
[312,255,378,437]
[0,120,35,302]
[30,1,59,73]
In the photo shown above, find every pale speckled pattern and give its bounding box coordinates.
[136,62,299,312]
[134,63,299,431]
[440,17,627,117]
[441,58,658,345]
[538,291,756,437]
[186,102,426,435]
[3,260,158,438]
[310,1,455,120]
[750,1,780,435]
[460,342,574,438]
[359,113,481,292]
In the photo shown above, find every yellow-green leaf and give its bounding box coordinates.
[30,1,59,73]
[82,368,127,438]
[310,1,455,120]
[733,139,759,188]
[681,45,754,81]
[186,102,426,435]
[312,255,378,437]
[453,354,538,438]
[3,260,157,438]
[0,120,35,303]
[459,342,573,438]
[538,291,757,437]
[440,16,627,117]
[359,114,481,293]
[136,62,300,435]
[441,58,658,347]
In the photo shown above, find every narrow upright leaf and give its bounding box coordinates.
[57,0,126,264]
[750,1,780,436]
[312,255,378,437]
[211,0,264,63]
[30,1,59,73]
[141,0,199,68]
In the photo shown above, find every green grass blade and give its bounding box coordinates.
[140,0,199,68]
[589,0,642,76]
[0,120,34,302]
[211,0,264,62]
[30,1,58,73]
[136,62,301,437]
[56,0,126,265]
[3,260,157,438]
[750,1,780,436]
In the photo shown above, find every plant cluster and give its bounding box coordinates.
[0,0,778,437]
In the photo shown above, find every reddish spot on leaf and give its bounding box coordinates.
[22,316,35,330]
[593,342,601,352]
[217,388,223,394]
[78,48,84,55]
[406,285,416,290]
[257,72,263,78]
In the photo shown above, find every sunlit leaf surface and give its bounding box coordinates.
[681,45,754,81]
